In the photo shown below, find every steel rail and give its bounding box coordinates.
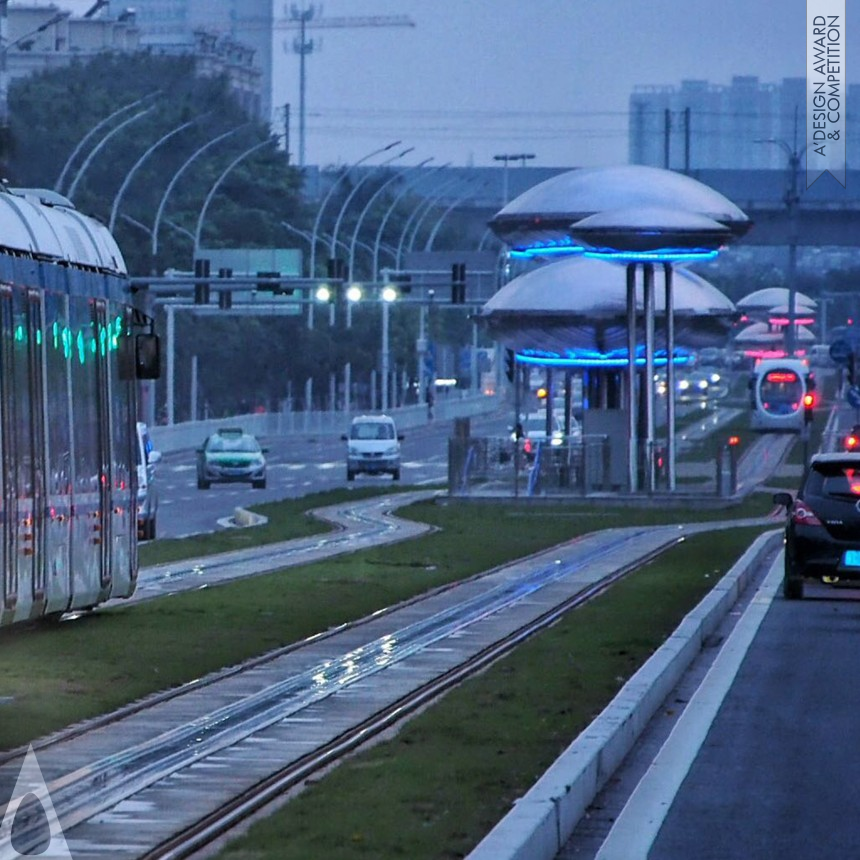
[142,533,684,860]
[4,529,679,855]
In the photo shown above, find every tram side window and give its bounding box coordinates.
[69,299,101,493]
[44,294,73,495]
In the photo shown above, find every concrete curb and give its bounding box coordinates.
[466,528,782,860]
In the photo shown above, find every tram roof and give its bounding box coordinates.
[0,188,127,275]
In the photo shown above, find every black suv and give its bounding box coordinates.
[774,452,860,599]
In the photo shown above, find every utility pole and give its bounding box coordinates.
[283,5,415,168]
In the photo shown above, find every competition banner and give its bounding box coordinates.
[807,0,846,187]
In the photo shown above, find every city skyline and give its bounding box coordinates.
[38,0,853,169]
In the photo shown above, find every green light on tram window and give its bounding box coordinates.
[14,325,23,343]
[62,326,72,359]
[52,321,59,349]
[76,330,86,365]
[36,329,42,346]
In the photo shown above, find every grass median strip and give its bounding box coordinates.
[212,525,770,860]
[0,492,775,753]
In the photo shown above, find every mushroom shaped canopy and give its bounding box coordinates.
[737,287,816,311]
[480,254,736,356]
[489,165,751,251]
[571,206,731,254]
[735,322,816,345]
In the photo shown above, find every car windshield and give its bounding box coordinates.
[207,435,260,454]
[351,422,394,440]
[806,463,860,499]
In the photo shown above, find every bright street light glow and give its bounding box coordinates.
[346,284,363,303]
[315,284,331,303]
[381,286,398,302]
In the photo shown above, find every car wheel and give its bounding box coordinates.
[347,470,355,482]
[783,559,804,600]
[392,468,400,480]
[197,478,210,490]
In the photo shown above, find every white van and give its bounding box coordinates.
[342,414,403,481]
[136,422,162,540]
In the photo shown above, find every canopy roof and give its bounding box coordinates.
[480,255,735,355]
[489,165,751,251]
[737,287,816,310]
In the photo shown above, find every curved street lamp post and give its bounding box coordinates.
[372,162,450,282]
[109,117,202,233]
[151,124,249,268]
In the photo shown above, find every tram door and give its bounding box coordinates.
[0,287,48,622]
[68,296,112,606]
[0,286,17,622]
[92,300,113,593]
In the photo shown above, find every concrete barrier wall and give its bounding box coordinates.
[466,529,781,860]
[148,394,502,454]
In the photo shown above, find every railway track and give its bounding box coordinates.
[2,519,753,860]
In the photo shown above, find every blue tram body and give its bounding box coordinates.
[750,358,814,433]
[0,187,157,627]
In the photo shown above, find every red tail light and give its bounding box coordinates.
[847,435,859,451]
[523,439,532,454]
[792,499,823,527]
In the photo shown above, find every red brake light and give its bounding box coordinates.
[792,499,823,526]
[847,435,859,450]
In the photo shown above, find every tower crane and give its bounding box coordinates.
[279,5,416,167]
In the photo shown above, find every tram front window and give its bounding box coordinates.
[760,370,803,415]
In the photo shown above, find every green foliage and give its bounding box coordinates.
[3,54,486,413]
[7,53,306,275]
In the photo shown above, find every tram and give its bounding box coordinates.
[749,358,814,433]
[0,187,159,628]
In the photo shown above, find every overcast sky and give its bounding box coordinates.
[54,0,846,169]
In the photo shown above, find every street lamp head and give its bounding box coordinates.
[381,285,397,303]
[315,284,331,303]
[346,283,362,303]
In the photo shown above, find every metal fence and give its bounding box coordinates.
[149,393,502,454]
[449,435,616,497]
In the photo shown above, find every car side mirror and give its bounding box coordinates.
[261,447,269,454]
[772,491,793,510]
[341,433,348,441]
[397,433,405,441]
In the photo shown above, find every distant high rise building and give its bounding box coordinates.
[121,0,275,122]
[629,76,858,171]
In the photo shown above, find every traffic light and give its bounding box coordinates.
[803,392,815,423]
[845,431,859,452]
[504,348,515,382]
[327,258,345,281]
[451,262,466,304]
[193,258,210,305]
[217,267,232,310]
[391,272,412,295]
[257,270,290,294]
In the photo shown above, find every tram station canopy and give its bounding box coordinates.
[488,165,751,254]
[480,255,735,358]
[737,287,816,314]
